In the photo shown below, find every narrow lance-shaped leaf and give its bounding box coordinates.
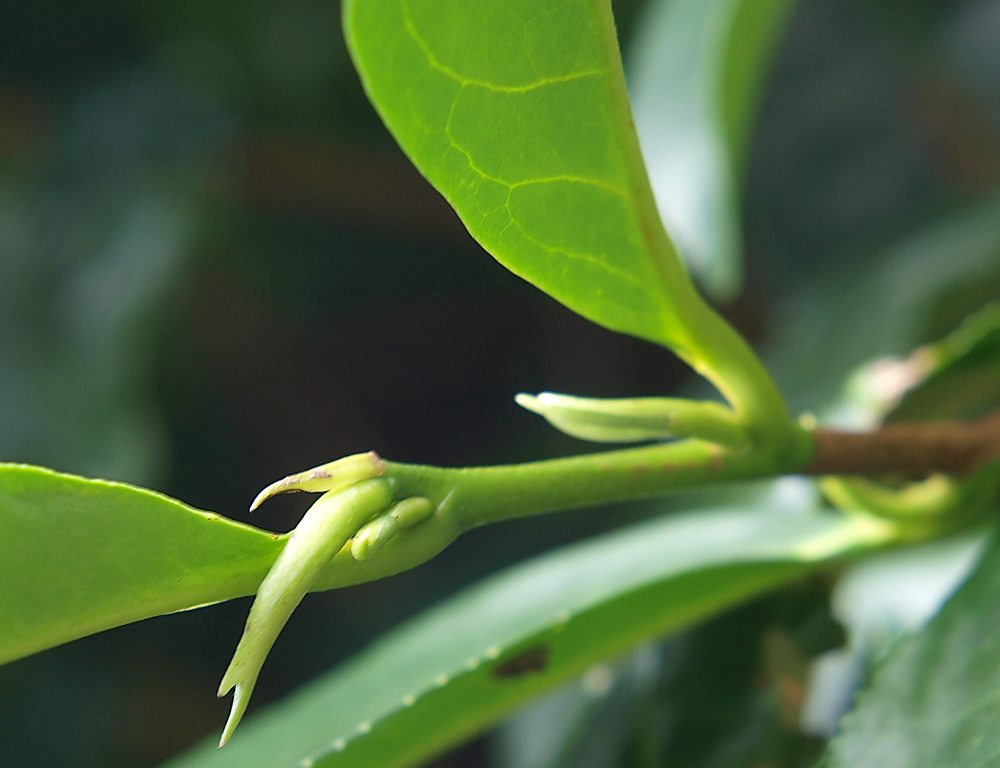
[629,0,795,299]
[343,0,700,351]
[167,498,895,768]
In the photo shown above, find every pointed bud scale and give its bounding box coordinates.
[249,451,384,512]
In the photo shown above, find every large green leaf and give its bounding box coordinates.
[343,0,696,349]
[629,0,795,298]
[0,464,282,664]
[823,529,1000,768]
[167,500,891,768]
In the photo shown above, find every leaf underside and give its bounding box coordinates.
[343,0,693,349]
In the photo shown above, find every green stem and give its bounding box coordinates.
[309,431,815,593]
[303,411,1000,594]
[675,293,792,448]
[598,0,791,447]
[388,437,795,529]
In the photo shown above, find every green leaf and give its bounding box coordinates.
[823,529,1000,768]
[0,464,282,665]
[828,299,1000,429]
[629,0,795,299]
[887,301,1000,423]
[342,0,792,432]
[167,500,892,768]
[342,0,698,349]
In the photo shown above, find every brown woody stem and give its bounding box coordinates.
[806,411,1000,477]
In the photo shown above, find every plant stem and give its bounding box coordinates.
[597,0,791,445]
[387,437,795,531]
[809,412,1000,476]
[675,293,792,447]
[310,436,804,593]
[308,412,1000,593]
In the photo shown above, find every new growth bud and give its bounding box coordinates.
[515,392,747,447]
[218,451,437,747]
[351,497,433,561]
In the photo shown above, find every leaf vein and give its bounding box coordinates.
[505,216,657,301]
[401,0,603,94]
[442,89,625,195]
[437,100,652,303]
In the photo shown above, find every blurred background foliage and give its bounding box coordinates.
[1,0,998,765]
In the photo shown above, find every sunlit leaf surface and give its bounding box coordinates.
[344,0,695,348]
[0,464,282,664]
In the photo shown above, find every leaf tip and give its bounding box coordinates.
[514,392,541,414]
[248,481,287,513]
[218,681,255,748]
[249,452,386,512]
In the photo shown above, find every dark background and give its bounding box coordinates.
[2,0,999,765]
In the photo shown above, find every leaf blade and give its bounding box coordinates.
[343,0,695,348]
[0,464,283,664]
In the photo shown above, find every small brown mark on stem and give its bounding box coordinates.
[709,447,725,471]
[628,464,651,481]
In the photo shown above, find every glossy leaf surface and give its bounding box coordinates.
[168,504,891,768]
[629,0,794,298]
[0,464,282,664]
[824,531,1000,768]
[343,0,696,349]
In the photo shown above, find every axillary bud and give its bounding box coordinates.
[351,496,434,561]
[250,451,384,512]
